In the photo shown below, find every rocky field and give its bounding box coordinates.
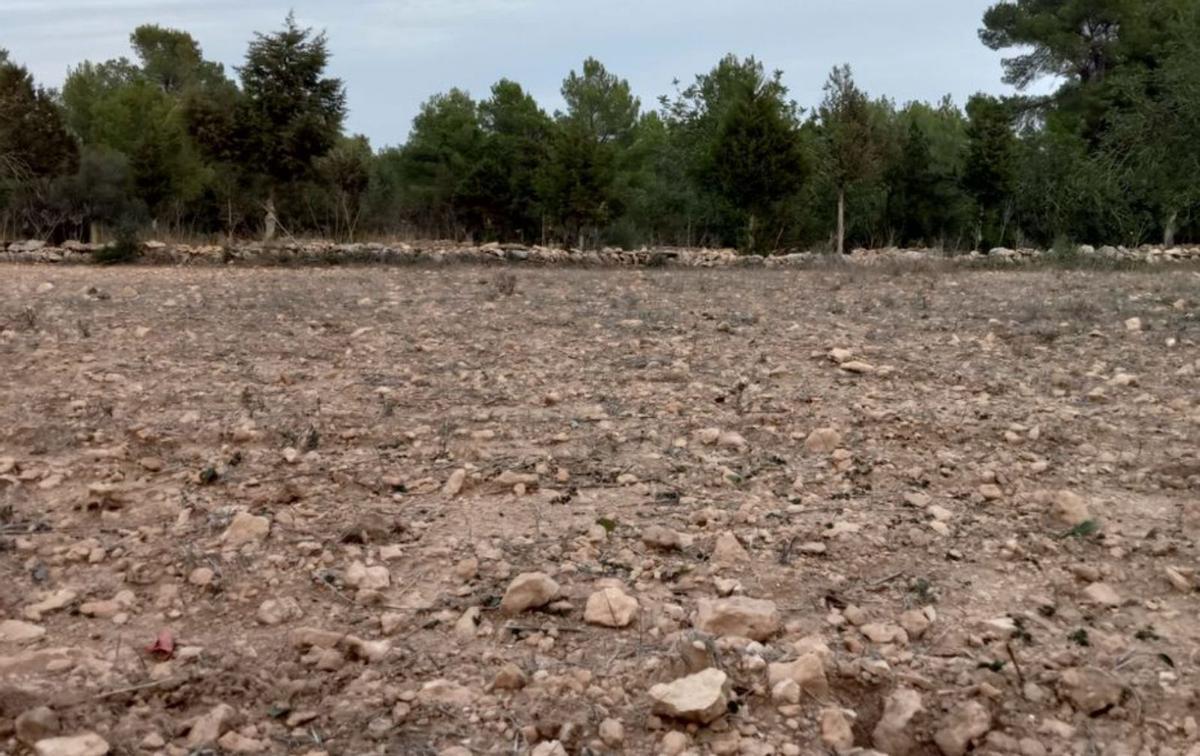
[1,263,1199,756]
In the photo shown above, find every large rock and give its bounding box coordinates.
[289,627,343,649]
[345,561,391,590]
[584,587,639,628]
[341,635,390,663]
[500,572,560,614]
[767,653,828,697]
[804,427,843,454]
[1051,490,1090,526]
[718,431,748,449]
[899,609,932,640]
[419,678,477,707]
[33,734,110,756]
[0,619,46,644]
[1058,668,1123,715]
[217,732,269,753]
[709,531,750,568]
[1081,582,1122,607]
[598,718,624,748]
[660,731,691,755]
[187,703,236,748]
[16,707,60,745]
[978,484,1003,501]
[934,701,992,756]
[839,360,876,375]
[442,468,467,496]
[649,668,730,724]
[873,688,924,756]
[493,662,527,690]
[24,590,77,621]
[819,708,855,750]
[695,597,780,641]
[256,597,302,626]
[642,525,683,550]
[861,622,909,645]
[221,512,270,546]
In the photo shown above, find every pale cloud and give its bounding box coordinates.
[0,0,1030,147]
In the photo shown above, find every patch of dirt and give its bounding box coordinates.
[1,265,1198,755]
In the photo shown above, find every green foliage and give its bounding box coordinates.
[235,13,346,238]
[710,77,806,253]
[818,65,886,253]
[978,0,1200,246]
[396,89,484,238]
[131,24,228,94]
[58,146,140,227]
[538,119,620,248]
[980,0,1132,89]
[5,6,1200,251]
[536,58,642,247]
[317,135,372,241]
[1098,15,1200,244]
[964,95,1019,248]
[658,54,796,247]
[560,57,639,145]
[469,80,553,241]
[883,101,973,248]
[1060,519,1101,539]
[0,63,78,180]
[93,220,142,264]
[819,65,881,192]
[0,52,80,238]
[239,14,347,186]
[61,28,232,232]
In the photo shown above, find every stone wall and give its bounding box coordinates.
[3,239,1200,266]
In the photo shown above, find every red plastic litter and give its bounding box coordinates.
[145,629,175,659]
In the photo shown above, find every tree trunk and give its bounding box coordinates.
[1164,210,1178,247]
[263,188,278,242]
[836,188,846,255]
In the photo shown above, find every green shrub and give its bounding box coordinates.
[92,222,141,265]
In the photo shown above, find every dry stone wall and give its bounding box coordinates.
[3,239,1200,266]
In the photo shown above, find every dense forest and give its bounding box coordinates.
[1,0,1199,252]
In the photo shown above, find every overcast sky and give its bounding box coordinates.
[1,0,1039,148]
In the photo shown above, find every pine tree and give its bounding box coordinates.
[540,59,639,248]
[1,50,80,238]
[0,53,79,180]
[472,80,553,241]
[710,80,806,253]
[239,13,346,239]
[818,65,882,254]
[398,89,484,239]
[964,95,1018,248]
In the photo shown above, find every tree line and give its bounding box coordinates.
[1,1,1198,253]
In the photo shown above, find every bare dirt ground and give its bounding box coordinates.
[1,263,1199,756]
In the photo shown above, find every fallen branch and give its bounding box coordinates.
[95,677,183,700]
